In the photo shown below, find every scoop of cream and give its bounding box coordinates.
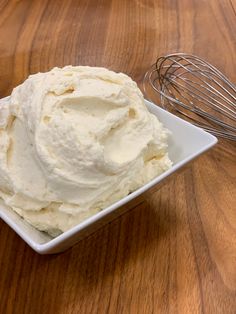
[0,66,172,236]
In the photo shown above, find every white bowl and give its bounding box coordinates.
[0,100,217,254]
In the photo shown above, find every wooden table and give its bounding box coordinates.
[0,1,235,313]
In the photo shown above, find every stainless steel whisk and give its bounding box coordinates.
[143,53,236,141]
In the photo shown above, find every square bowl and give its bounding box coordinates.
[0,100,217,254]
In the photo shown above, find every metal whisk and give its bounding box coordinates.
[143,53,236,141]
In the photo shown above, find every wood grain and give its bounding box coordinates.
[0,0,236,313]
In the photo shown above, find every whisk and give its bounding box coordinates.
[143,53,236,141]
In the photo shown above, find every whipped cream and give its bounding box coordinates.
[0,66,172,236]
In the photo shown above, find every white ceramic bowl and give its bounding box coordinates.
[0,100,217,254]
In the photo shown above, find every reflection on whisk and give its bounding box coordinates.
[143,53,236,141]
